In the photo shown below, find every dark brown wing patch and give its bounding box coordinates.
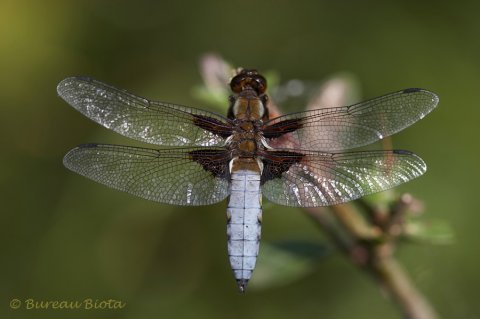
[192,115,233,138]
[262,118,304,139]
[189,149,231,178]
[261,150,304,184]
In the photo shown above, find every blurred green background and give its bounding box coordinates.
[1,1,479,318]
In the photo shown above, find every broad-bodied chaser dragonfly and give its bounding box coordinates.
[58,70,438,292]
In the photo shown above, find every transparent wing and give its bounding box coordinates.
[63,144,231,206]
[262,89,439,151]
[261,150,426,207]
[57,77,232,147]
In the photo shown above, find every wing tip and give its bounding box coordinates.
[62,147,78,170]
[56,77,71,96]
[63,143,99,168]
[57,76,94,97]
[402,88,439,105]
[393,149,428,174]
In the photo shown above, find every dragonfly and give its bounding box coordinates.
[58,69,438,292]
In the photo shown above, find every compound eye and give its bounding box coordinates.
[230,75,245,93]
[253,75,267,94]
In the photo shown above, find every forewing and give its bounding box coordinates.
[261,150,426,207]
[262,89,438,151]
[63,144,231,206]
[57,77,232,147]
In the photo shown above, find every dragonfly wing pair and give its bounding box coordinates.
[59,77,438,207]
[59,74,438,292]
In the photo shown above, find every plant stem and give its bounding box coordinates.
[304,204,438,319]
[372,254,438,319]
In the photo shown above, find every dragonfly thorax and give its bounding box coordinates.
[231,94,266,121]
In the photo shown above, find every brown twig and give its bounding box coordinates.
[304,199,439,319]
[373,253,438,319]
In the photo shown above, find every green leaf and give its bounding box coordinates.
[404,219,455,245]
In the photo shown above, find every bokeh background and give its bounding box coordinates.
[1,1,479,318]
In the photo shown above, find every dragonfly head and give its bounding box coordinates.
[230,69,267,95]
